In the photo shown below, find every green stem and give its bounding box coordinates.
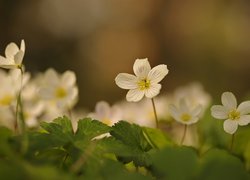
[230,134,235,152]
[180,125,187,145]
[151,98,159,128]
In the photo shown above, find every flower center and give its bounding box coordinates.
[55,87,67,98]
[0,94,13,106]
[138,79,151,90]
[102,118,112,126]
[228,109,240,120]
[181,113,191,122]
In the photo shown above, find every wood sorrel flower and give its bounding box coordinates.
[211,92,250,134]
[0,40,25,69]
[115,58,169,102]
[169,98,202,125]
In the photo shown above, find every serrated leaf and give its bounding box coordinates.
[75,118,111,140]
[111,121,152,152]
[53,116,74,135]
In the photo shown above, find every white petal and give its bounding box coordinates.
[133,58,151,79]
[237,101,250,115]
[223,119,238,134]
[187,117,199,125]
[238,115,250,126]
[14,51,24,65]
[145,84,161,98]
[95,101,111,119]
[62,71,76,88]
[221,92,237,109]
[147,64,168,84]
[211,105,229,119]
[5,42,19,59]
[115,73,137,89]
[191,105,202,117]
[179,98,189,113]
[20,39,25,53]
[169,104,180,121]
[126,89,144,102]
[45,68,59,86]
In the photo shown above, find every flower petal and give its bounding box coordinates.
[191,104,202,117]
[223,119,238,134]
[179,98,189,113]
[237,101,250,115]
[221,92,237,109]
[115,73,137,90]
[62,71,76,88]
[14,51,24,65]
[147,64,169,84]
[211,105,229,119]
[238,115,250,126]
[20,39,25,53]
[133,58,151,79]
[126,89,144,102]
[169,104,180,121]
[5,42,19,59]
[95,101,111,119]
[145,84,161,98]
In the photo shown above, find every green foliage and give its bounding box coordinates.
[0,116,249,179]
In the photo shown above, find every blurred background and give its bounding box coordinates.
[0,0,250,109]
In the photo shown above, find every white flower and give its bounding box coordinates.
[0,40,25,69]
[39,68,78,110]
[169,98,202,125]
[88,101,122,126]
[211,92,250,134]
[115,58,169,102]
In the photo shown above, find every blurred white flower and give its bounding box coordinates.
[22,78,45,128]
[173,82,211,115]
[0,40,25,69]
[211,92,250,134]
[115,58,169,102]
[169,98,202,125]
[39,68,78,110]
[88,101,122,126]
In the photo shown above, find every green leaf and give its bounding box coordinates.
[151,146,198,180]
[111,121,151,152]
[143,127,174,149]
[198,149,250,180]
[75,118,111,140]
[110,121,152,166]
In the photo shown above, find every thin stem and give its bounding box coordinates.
[180,124,187,145]
[230,134,235,152]
[151,98,159,128]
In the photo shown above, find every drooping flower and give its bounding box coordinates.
[115,58,169,102]
[169,98,202,125]
[88,101,122,126]
[39,68,78,110]
[0,40,25,69]
[211,92,250,134]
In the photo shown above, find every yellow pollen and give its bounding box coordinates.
[228,109,240,120]
[181,113,191,122]
[55,87,67,98]
[0,95,13,106]
[138,79,151,90]
[102,118,112,126]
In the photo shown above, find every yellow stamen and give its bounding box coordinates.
[228,109,240,120]
[181,113,191,122]
[138,79,151,90]
[55,87,67,98]
[0,95,13,106]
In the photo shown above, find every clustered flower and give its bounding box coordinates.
[0,40,250,140]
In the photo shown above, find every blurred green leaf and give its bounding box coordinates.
[198,148,249,180]
[150,146,198,180]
